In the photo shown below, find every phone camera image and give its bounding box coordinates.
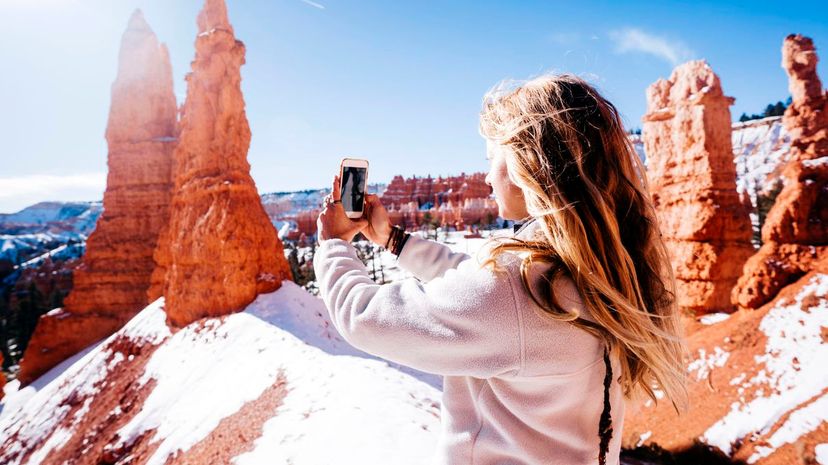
[341,166,367,212]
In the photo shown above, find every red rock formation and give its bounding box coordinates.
[295,208,321,236]
[643,60,755,315]
[381,172,492,208]
[17,10,177,385]
[732,35,828,309]
[149,0,291,327]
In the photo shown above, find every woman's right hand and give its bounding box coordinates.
[361,194,393,247]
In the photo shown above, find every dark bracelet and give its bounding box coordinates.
[384,225,410,256]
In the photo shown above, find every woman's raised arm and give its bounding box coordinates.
[312,237,523,378]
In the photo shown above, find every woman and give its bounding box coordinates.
[314,74,687,465]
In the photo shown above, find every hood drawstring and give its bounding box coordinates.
[513,219,614,463]
[598,346,613,465]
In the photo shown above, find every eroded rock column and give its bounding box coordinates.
[732,35,828,309]
[643,60,754,315]
[149,0,291,327]
[17,10,177,384]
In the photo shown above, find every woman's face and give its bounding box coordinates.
[485,140,529,221]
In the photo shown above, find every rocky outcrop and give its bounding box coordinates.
[643,60,755,315]
[148,0,291,327]
[732,35,828,309]
[17,10,177,385]
[381,172,492,208]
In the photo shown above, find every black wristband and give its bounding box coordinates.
[385,225,410,256]
[394,231,410,256]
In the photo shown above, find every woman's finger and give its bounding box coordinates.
[332,175,341,202]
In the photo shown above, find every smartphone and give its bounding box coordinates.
[339,158,369,219]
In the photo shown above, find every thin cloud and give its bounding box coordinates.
[608,28,694,65]
[299,0,325,10]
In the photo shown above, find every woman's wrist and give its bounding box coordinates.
[384,225,410,256]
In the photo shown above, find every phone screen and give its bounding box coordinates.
[341,166,367,213]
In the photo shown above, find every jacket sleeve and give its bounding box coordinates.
[396,234,472,282]
[312,238,523,378]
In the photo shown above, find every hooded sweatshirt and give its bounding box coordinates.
[312,220,625,464]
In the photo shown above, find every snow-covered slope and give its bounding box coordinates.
[0,202,100,268]
[0,281,442,465]
[732,116,791,205]
[623,262,828,465]
[0,202,101,230]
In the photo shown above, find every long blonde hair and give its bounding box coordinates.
[479,73,687,412]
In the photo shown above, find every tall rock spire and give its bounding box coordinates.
[732,35,828,309]
[197,0,233,33]
[149,0,291,327]
[642,60,754,315]
[17,9,178,384]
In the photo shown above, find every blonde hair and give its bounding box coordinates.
[479,73,688,412]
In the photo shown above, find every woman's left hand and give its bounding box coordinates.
[317,175,368,242]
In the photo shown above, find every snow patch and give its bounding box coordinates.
[815,444,828,465]
[702,274,828,458]
[700,312,731,325]
[687,346,730,381]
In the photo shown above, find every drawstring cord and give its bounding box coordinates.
[598,346,613,465]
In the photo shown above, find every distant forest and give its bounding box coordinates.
[738,97,792,122]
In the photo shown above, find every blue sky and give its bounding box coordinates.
[1,0,826,213]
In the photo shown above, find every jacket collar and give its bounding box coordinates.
[512,217,542,240]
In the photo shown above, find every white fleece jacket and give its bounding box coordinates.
[313,221,625,464]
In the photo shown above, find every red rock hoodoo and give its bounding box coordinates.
[149,0,291,327]
[381,172,492,208]
[642,60,755,315]
[732,34,828,309]
[17,10,177,385]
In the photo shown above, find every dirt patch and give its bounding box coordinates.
[164,369,288,464]
[1,333,166,465]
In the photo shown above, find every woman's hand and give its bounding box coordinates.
[361,194,393,247]
[317,175,368,242]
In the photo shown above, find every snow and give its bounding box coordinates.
[108,281,441,465]
[0,339,106,422]
[0,232,86,265]
[636,431,652,447]
[749,394,828,462]
[802,156,828,168]
[687,346,730,381]
[702,273,828,458]
[0,201,100,227]
[0,299,170,465]
[816,444,828,465]
[731,116,791,245]
[699,312,731,325]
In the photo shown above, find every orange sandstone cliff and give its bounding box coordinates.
[17,10,177,385]
[732,34,828,309]
[149,0,291,327]
[642,60,754,315]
